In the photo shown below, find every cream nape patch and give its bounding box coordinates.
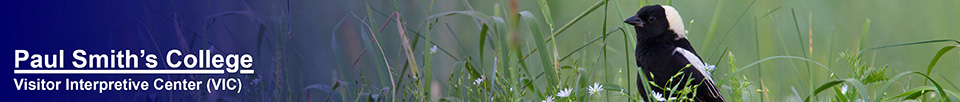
[660,5,687,40]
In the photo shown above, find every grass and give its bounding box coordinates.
[317,0,960,102]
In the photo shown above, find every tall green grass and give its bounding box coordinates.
[317,0,960,102]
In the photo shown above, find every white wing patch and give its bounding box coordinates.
[674,47,725,99]
[672,47,712,81]
[660,5,687,40]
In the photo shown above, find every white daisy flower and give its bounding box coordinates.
[705,64,716,72]
[430,45,438,54]
[652,91,666,102]
[840,84,848,95]
[474,75,485,85]
[587,83,604,96]
[542,96,554,102]
[556,88,572,97]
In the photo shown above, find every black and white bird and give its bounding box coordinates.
[624,5,724,102]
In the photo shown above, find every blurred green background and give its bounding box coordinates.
[301,0,960,101]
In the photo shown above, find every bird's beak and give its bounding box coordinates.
[624,16,644,28]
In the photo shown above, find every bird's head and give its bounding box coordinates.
[624,5,687,41]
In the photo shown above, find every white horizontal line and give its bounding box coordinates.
[13,70,256,74]
[240,70,254,74]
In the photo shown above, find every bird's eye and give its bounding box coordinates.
[646,16,656,22]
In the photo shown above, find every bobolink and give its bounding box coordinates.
[625,5,724,102]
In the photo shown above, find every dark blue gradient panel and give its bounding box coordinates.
[2,0,283,101]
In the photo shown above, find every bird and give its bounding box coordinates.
[624,5,725,102]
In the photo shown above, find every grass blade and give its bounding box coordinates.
[858,19,871,50]
[812,80,843,95]
[426,11,493,24]
[926,45,958,74]
[393,12,420,77]
[558,27,623,62]
[537,0,554,30]
[520,11,559,90]
[883,86,937,101]
[701,0,724,49]
[717,56,835,85]
[479,24,490,66]
[545,0,607,42]
[423,18,434,101]
[876,72,951,102]
[790,8,815,97]
[858,39,960,56]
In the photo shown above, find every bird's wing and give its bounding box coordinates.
[673,47,724,100]
[673,47,712,81]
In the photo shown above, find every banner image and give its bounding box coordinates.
[3,0,959,102]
